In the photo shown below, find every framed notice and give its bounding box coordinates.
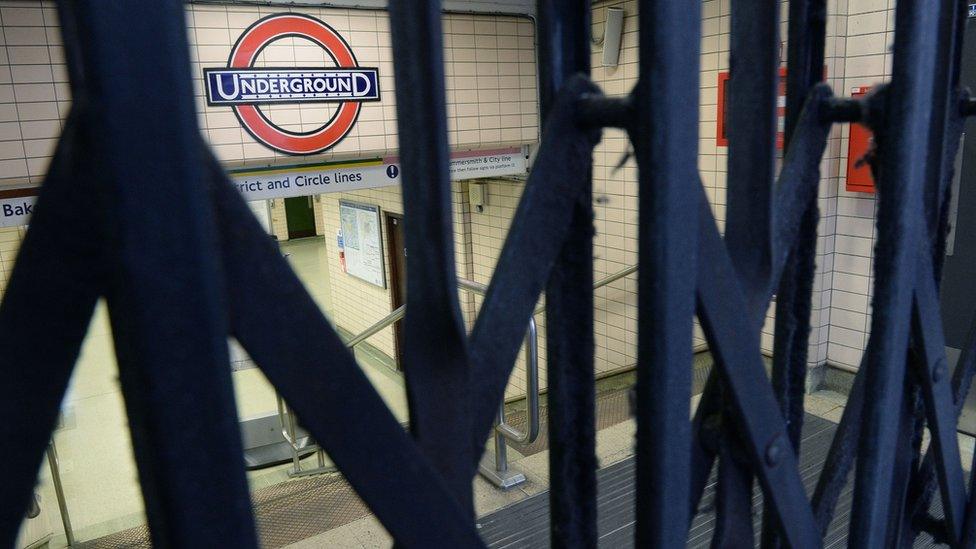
[339,201,386,288]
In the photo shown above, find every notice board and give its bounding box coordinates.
[339,201,386,288]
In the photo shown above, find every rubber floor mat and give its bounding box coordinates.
[503,386,634,458]
[77,472,370,549]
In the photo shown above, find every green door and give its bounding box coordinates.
[285,196,317,239]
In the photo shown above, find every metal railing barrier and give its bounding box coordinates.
[275,264,636,486]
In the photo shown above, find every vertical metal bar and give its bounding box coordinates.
[896,9,966,542]
[850,3,942,545]
[388,0,472,512]
[630,0,700,546]
[884,379,922,547]
[537,1,595,546]
[724,0,777,297]
[68,2,257,546]
[773,0,826,449]
[465,72,600,477]
[713,0,779,544]
[763,1,826,546]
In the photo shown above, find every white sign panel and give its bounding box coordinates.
[448,148,527,180]
[231,158,401,202]
[0,147,529,228]
[0,194,36,228]
[339,201,386,288]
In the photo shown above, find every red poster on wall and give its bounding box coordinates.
[846,87,876,193]
[716,67,788,150]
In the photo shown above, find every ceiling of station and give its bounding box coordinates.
[192,0,536,17]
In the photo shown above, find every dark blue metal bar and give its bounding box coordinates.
[850,3,942,545]
[0,115,101,546]
[388,0,473,513]
[901,14,970,518]
[63,2,257,545]
[535,4,597,543]
[688,83,834,525]
[207,154,484,548]
[808,89,885,537]
[724,0,777,300]
[466,75,601,473]
[910,262,967,544]
[712,400,755,548]
[811,355,865,533]
[71,2,257,545]
[712,14,779,538]
[629,0,700,546]
[765,2,826,546]
[885,378,923,547]
[771,0,827,454]
[695,195,820,549]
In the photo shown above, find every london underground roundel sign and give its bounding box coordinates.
[204,14,380,156]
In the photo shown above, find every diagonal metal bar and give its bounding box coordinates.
[0,115,104,546]
[810,355,865,533]
[388,0,473,512]
[768,0,827,468]
[69,2,258,545]
[886,376,924,547]
[536,1,598,546]
[910,259,967,545]
[688,84,834,523]
[206,153,484,548]
[695,195,820,549]
[850,2,943,545]
[629,0,700,546]
[812,252,968,543]
[714,2,781,540]
[467,75,601,472]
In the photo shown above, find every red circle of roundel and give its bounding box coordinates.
[229,14,362,156]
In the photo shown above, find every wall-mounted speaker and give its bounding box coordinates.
[601,7,624,68]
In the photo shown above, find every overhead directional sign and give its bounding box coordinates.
[0,147,527,228]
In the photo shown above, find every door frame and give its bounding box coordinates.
[284,195,317,239]
[385,212,406,369]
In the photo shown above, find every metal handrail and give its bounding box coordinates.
[275,263,637,481]
[345,305,405,349]
[456,277,540,448]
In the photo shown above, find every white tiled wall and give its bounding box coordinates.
[0,0,903,385]
[582,0,888,376]
[825,0,893,371]
[0,3,539,189]
[697,0,894,373]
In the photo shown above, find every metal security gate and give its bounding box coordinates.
[2,1,976,548]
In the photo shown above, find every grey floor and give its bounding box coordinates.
[477,414,947,548]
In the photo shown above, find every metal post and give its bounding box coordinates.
[478,321,536,489]
[631,0,701,545]
[850,3,944,546]
[537,0,597,544]
[46,441,73,547]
